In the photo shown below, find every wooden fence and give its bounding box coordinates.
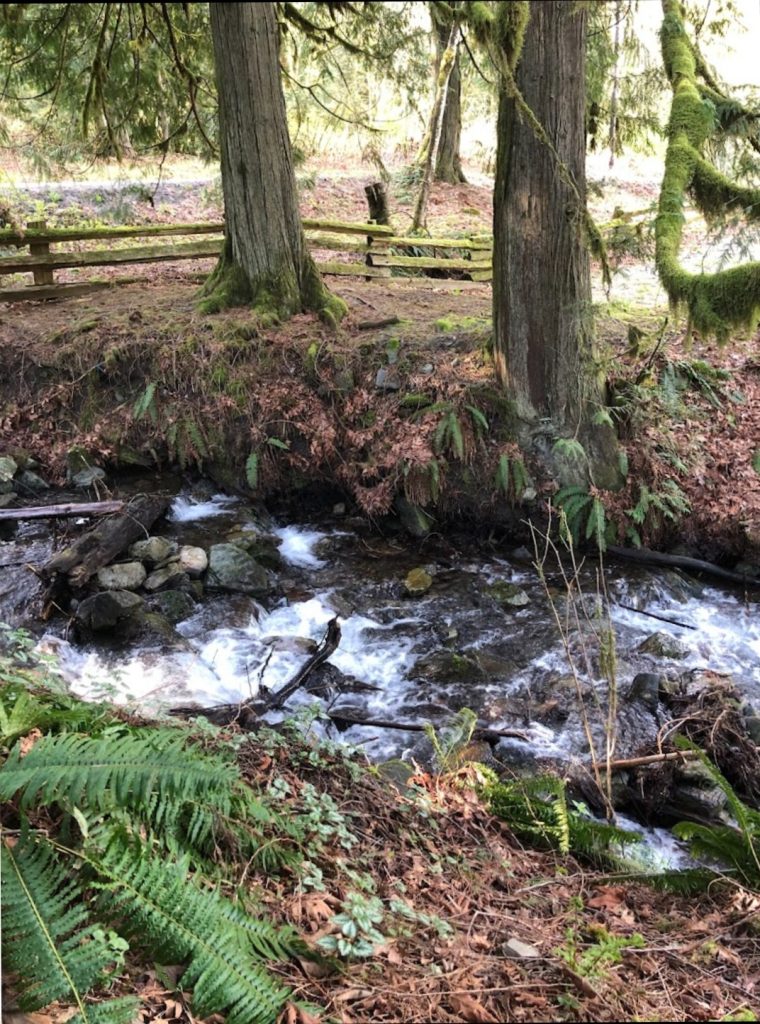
[0,218,493,302]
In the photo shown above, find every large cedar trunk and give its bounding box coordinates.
[433,19,466,184]
[202,3,343,323]
[493,1,617,486]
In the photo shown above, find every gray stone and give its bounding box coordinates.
[628,672,663,711]
[489,581,530,608]
[0,455,17,482]
[17,469,49,493]
[96,561,147,591]
[178,545,208,576]
[207,543,270,596]
[393,494,432,539]
[151,589,195,624]
[744,715,760,745]
[227,530,283,570]
[76,590,144,631]
[72,466,107,489]
[502,938,541,960]
[143,564,188,592]
[404,567,433,596]
[0,480,14,493]
[734,560,760,579]
[375,367,401,391]
[0,492,16,508]
[129,536,179,564]
[637,631,690,660]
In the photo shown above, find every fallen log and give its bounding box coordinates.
[0,500,124,522]
[41,494,171,588]
[170,617,343,725]
[327,710,529,744]
[608,544,760,588]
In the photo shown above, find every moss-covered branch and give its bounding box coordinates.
[655,0,760,339]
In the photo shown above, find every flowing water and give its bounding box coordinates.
[4,487,760,868]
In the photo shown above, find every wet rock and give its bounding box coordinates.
[393,494,432,539]
[263,635,319,655]
[665,783,731,826]
[488,581,530,608]
[628,672,663,711]
[228,532,283,571]
[472,651,519,681]
[377,759,417,794]
[144,564,188,592]
[76,590,144,631]
[150,589,196,624]
[0,492,17,508]
[17,469,49,493]
[637,631,690,660]
[0,455,17,482]
[178,545,208,576]
[72,466,107,489]
[734,560,760,579]
[0,480,14,494]
[129,536,178,564]
[207,543,270,596]
[414,650,483,684]
[96,561,147,591]
[404,567,433,597]
[744,714,760,745]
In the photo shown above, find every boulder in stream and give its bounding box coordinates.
[150,589,196,624]
[404,567,433,597]
[178,545,208,576]
[96,561,147,591]
[488,581,530,608]
[129,536,179,564]
[72,466,107,489]
[76,589,144,631]
[637,631,690,660]
[206,543,270,596]
[144,565,190,592]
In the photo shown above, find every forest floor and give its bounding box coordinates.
[2,160,760,1022]
[1,157,759,561]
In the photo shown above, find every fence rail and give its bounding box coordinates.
[0,217,493,302]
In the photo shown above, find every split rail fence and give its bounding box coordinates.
[0,218,493,302]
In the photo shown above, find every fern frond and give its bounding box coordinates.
[89,831,295,1024]
[69,999,142,1024]
[1,828,123,1016]
[0,730,239,820]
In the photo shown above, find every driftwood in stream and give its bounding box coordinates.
[41,494,170,588]
[0,500,123,522]
[169,617,343,726]
[608,544,760,588]
[327,710,529,744]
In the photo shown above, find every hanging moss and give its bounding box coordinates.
[656,0,760,340]
[494,1,529,72]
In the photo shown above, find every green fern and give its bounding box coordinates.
[87,830,296,1024]
[423,708,478,772]
[1,827,137,1022]
[494,454,529,503]
[132,381,157,423]
[554,485,609,550]
[434,409,465,460]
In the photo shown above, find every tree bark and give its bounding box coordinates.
[433,17,466,184]
[202,3,345,324]
[493,2,619,488]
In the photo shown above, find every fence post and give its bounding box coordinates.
[27,219,55,286]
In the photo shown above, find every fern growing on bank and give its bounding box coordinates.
[0,670,303,1022]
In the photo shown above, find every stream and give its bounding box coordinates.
[3,485,760,868]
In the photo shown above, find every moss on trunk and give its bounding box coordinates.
[656,0,760,339]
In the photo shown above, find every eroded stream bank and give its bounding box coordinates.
[3,477,760,851]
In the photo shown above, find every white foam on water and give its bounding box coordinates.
[168,493,239,522]
[272,526,329,568]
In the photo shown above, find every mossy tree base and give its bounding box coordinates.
[198,243,346,326]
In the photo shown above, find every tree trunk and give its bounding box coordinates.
[433,18,466,184]
[493,1,618,488]
[412,23,459,232]
[202,2,345,324]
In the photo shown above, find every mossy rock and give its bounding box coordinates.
[404,567,433,597]
[637,631,690,660]
[488,581,530,608]
[150,589,196,625]
[414,650,483,684]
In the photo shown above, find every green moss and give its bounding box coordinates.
[494,1,529,71]
[656,0,760,339]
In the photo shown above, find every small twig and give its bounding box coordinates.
[615,601,696,630]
